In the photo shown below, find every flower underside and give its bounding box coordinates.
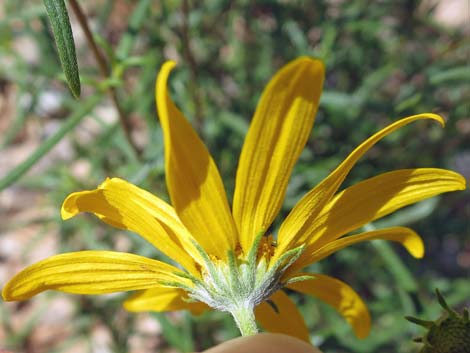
[1,56,467,342]
[193,238,301,309]
[170,233,306,334]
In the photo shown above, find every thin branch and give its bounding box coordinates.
[68,0,141,156]
[181,0,204,133]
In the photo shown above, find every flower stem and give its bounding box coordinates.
[231,306,258,336]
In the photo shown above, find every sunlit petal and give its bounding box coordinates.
[61,177,201,274]
[233,57,324,253]
[156,61,238,259]
[124,287,209,315]
[2,251,190,301]
[276,114,446,260]
[296,168,465,253]
[289,227,423,275]
[287,274,371,339]
[255,290,310,342]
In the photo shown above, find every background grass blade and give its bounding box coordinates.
[43,0,81,98]
[0,94,101,191]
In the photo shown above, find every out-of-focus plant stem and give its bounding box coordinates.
[0,94,102,191]
[68,0,141,157]
[181,0,204,133]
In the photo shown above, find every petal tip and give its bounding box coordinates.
[352,302,372,339]
[412,244,425,259]
[156,61,177,110]
[159,60,177,80]
[98,177,121,189]
[2,278,26,301]
[61,193,78,220]
[404,231,425,258]
[61,178,113,220]
[355,322,371,339]
[283,56,325,83]
[1,286,11,301]
[296,56,325,76]
[295,55,324,65]
[460,176,467,190]
[163,60,177,69]
[425,113,445,127]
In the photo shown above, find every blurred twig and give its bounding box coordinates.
[0,94,102,191]
[68,0,142,157]
[180,0,204,133]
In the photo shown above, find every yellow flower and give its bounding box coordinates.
[2,57,466,341]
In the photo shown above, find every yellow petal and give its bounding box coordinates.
[233,57,324,253]
[287,274,371,339]
[2,251,190,301]
[254,290,310,342]
[297,168,465,252]
[289,227,423,275]
[61,177,201,274]
[276,114,446,260]
[156,61,238,259]
[124,287,209,315]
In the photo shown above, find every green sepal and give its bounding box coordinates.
[173,271,204,287]
[190,239,223,289]
[158,280,194,293]
[227,250,241,289]
[405,316,434,328]
[435,288,458,317]
[284,274,316,285]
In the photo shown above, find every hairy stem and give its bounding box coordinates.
[231,305,258,336]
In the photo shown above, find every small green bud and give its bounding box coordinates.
[406,289,470,353]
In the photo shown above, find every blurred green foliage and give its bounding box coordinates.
[0,0,468,352]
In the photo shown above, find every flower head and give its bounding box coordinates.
[2,57,466,341]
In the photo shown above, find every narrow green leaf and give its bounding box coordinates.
[429,66,470,85]
[0,94,101,191]
[43,0,81,98]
